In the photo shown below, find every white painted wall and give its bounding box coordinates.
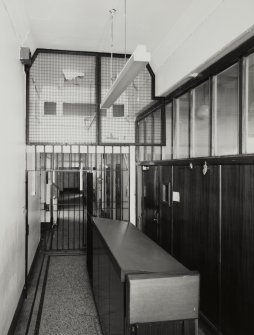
[0,2,34,334]
[151,0,254,96]
[28,171,41,271]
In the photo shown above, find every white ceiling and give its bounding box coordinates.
[23,0,192,54]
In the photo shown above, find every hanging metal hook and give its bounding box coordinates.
[202,161,208,175]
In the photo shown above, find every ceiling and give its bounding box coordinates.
[23,0,192,54]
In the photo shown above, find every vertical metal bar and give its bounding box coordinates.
[170,102,173,160]
[111,146,114,219]
[68,155,70,250]
[25,171,29,298]
[120,146,123,221]
[25,65,30,144]
[56,171,59,250]
[61,147,64,250]
[212,76,217,156]
[188,91,191,158]
[100,150,103,217]
[151,113,154,160]
[73,155,76,250]
[128,146,130,221]
[52,145,55,171]
[79,147,81,249]
[171,166,174,255]
[95,146,98,216]
[242,56,248,154]
[35,145,37,171]
[190,89,195,158]
[62,172,64,250]
[218,165,222,332]
[209,77,213,157]
[103,146,106,217]
[82,170,85,247]
[239,59,243,154]
[44,146,46,224]
[96,55,101,144]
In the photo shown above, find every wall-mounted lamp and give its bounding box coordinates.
[100,45,150,109]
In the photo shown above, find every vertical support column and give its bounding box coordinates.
[129,146,136,225]
[25,171,29,298]
[96,55,101,144]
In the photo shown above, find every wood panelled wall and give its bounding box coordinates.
[141,163,254,335]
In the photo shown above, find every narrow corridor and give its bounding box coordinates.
[14,247,102,335]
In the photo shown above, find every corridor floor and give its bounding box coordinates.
[14,251,102,335]
[13,229,209,335]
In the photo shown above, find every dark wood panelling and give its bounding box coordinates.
[142,166,160,243]
[159,166,172,253]
[172,165,220,328]
[221,165,254,335]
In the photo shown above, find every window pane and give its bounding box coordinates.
[138,120,145,144]
[153,146,161,160]
[193,81,210,157]
[179,93,190,158]
[145,115,153,144]
[247,53,254,152]
[216,64,239,155]
[139,146,145,161]
[162,102,172,159]
[145,146,152,161]
[153,109,161,144]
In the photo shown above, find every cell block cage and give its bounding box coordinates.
[26,145,131,247]
[27,50,156,145]
[28,52,97,144]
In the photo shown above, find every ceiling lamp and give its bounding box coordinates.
[100,45,150,109]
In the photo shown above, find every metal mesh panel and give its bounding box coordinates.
[100,56,153,144]
[28,52,96,144]
[137,108,162,145]
[153,109,161,144]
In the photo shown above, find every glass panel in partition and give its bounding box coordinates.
[153,146,161,160]
[139,146,145,161]
[145,115,153,144]
[178,93,190,158]
[145,146,152,161]
[247,53,254,153]
[138,120,145,144]
[193,81,210,157]
[162,102,172,160]
[216,64,239,155]
[153,109,161,144]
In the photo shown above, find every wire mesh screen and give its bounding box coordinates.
[28,52,97,144]
[137,108,162,145]
[100,56,154,144]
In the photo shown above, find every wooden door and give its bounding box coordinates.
[221,165,254,335]
[142,166,160,243]
[158,165,172,254]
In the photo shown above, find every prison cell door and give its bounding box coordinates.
[142,166,160,243]
[48,170,86,251]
